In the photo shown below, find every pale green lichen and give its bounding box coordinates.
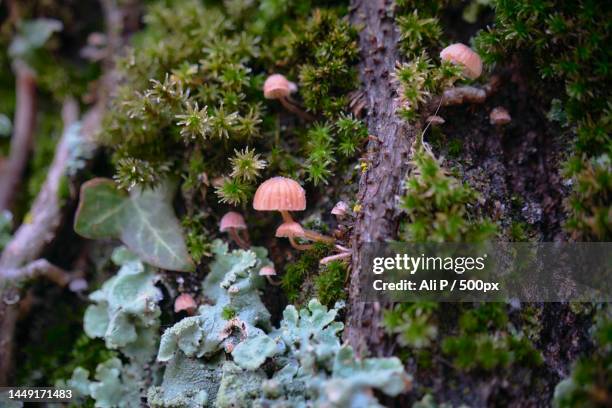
[63,241,410,408]
[83,246,162,364]
[60,247,164,407]
[153,243,410,407]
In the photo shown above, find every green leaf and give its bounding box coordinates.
[74,178,194,272]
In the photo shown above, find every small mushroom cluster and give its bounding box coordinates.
[253,176,334,250]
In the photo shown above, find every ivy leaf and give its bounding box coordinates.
[74,178,195,272]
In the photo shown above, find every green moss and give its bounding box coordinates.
[181,214,212,263]
[221,306,237,320]
[554,314,611,407]
[383,302,439,349]
[474,0,611,240]
[280,8,359,117]
[314,260,346,307]
[442,304,542,372]
[281,242,330,303]
[509,221,530,242]
[400,149,497,242]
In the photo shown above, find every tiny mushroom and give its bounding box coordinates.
[331,201,350,220]
[259,265,281,286]
[220,211,250,249]
[276,221,312,250]
[426,115,446,126]
[440,43,483,80]
[489,107,512,126]
[174,293,197,315]
[253,176,334,249]
[263,74,314,120]
[68,278,88,293]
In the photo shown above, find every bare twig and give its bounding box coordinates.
[0,97,78,385]
[1,259,72,287]
[0,63,37,211]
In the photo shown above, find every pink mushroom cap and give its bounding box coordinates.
[259,265,277,276]
[220,211,247,232]
[489,107,512,125]
[275,221,306,238]
[440,43,483,79]
[174,293,197,314]
[253,177,306,212]
[263,74,297,99]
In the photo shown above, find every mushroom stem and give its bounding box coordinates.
[279,97,315,121]
[303,229,335,244]
[229,229,249,249]
[280,210,294,223]
[320,252,352,265]
[239,229,251,247]
[265,276,282,286]
[289,237,313,251]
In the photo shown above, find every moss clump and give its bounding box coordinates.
[474,0,611,240]
[564,154,611,240]
[281,242,330,303]
[554,315,611,407]
[280,8,359,117]
[383,302,439,349]
[442,331,542,371]
[314,260,346,307]
[441,304,542,371]
[181,214,211,263]
[400,149,497,242]
[221,306,237,320]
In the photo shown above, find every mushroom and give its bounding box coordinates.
[68,278,88,293]
[259,265,281,286]
[174,293,197,315]
[276,221,312,250]
[426,115,445,126]
[253,177,334,248]
[440,43,482,80]
[331,201,349,220]
[220,211,250,249]
[489,107,511,126]
[263,74,314,121]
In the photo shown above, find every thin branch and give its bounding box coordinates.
[1,259,72,287]
[0,97,77,386]
[0,62,37,211]
[0,97,78,271]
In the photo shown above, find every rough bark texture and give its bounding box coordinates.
[345,0,417,355]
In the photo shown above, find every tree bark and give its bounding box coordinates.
[345,0,418,355]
